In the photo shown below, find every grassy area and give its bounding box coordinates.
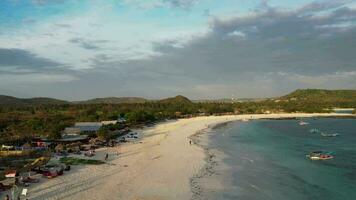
[59,157,105,165]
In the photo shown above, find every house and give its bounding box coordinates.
[62,127,81,136]
[57,135,88,143]
[74,122,102,134]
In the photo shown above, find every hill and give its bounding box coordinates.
[78,97,147,104]
[0,95,69,106]
[159,95,192,104]
[280,89,356,103]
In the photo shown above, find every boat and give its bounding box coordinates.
[306,151,334,160]
[42,171,58,179]
[321,132,339,137]
[299,121,309,126]
[309,128,320,133]
[4,170,17,178]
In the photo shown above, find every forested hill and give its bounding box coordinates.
[1,89,356,107]
[77,97,147,104]
[0,95,69,106]
[159,95,192,104]
[279,89,356,103]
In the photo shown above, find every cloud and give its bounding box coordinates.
[80,1,356,98]
[1,0,356,100]
[68,38,109,50]
[165,0,198,9]
[0,48,63,73]
[0,73,77,84]
[123,0,198,9]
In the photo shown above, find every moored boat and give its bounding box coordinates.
[309,128,320,133]
[306,151,334,160]
[321,132,339,137]
[299,121,309,126]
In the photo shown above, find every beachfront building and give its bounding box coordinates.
[62,127,81,136]
[101,120,118,125]
[74,122,102,135]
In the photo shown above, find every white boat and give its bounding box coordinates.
[306,151,334,160]
[321,132,339,137]
[309,128,320,133]
[299,121,309,126]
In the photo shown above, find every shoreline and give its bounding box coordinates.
[189,113,356,200]
[6,113,354,200]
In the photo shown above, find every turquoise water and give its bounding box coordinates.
[202,118,356,200]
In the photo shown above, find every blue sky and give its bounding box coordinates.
[0,0,356,100]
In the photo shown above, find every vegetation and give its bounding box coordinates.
[76,97,147,104]
[0,95,68,107]
[0,90,355,145]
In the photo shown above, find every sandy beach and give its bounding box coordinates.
[19,113,353,200]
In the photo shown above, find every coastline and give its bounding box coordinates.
[18,113,354,199]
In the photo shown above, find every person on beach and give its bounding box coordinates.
[105,153,109,161]
[189,140,192,145]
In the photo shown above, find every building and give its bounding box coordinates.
[74,122,102,135]
[62,127,81,136]
[101,120,118,125]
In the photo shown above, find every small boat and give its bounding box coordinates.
[4,170,17,178]
[306,151,334,160]
[321,132,339,137]
[299,121,309,126]
[42,171,58,179]
[309,128,320,133]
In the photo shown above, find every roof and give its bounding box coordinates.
[63,127,81,135]
[57,135,88,142]
[74,122,102,132]
[75,122,102,126]
[101,120,118,125]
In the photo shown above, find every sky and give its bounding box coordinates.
[0,0,356,100]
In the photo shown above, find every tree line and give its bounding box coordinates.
[1,96,355,144]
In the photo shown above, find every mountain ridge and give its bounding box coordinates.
[1,89,356,106]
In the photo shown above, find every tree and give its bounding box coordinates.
[97,127,110,141]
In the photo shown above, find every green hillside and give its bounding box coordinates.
[0,95,69,106]
[281,89,356,103]
[159,95,192,104]
[78,97,147,104]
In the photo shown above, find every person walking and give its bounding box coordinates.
[105,153,109,161]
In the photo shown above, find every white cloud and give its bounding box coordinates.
[0,3,208,71]
[227,30,246,38]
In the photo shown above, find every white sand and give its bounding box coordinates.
[14,113,353,200]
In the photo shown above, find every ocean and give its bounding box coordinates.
[195,118,356,200]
